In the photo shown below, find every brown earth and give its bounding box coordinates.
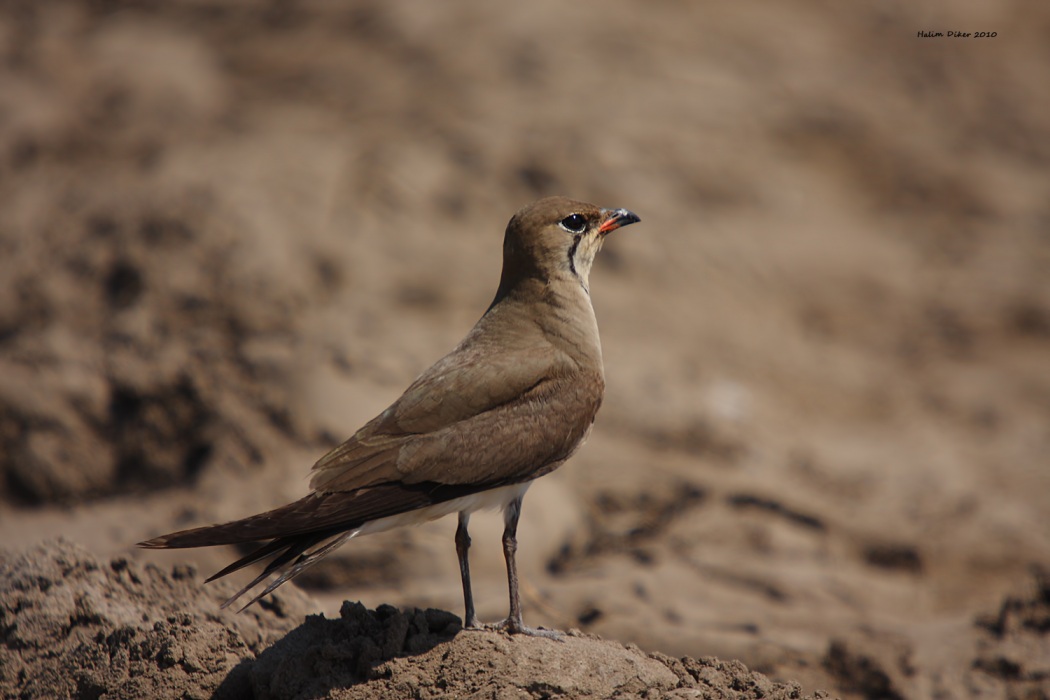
[2,539,825,699]
[1,0,1048,698]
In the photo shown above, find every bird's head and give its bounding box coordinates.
[498,196,640,295]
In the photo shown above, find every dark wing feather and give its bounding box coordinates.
[138,481,487,549]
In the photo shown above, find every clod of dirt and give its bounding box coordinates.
[0,538,313,700]
[971,567,1050,696]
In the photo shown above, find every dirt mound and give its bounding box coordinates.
[0,538,313,699]
[1,539,824,700]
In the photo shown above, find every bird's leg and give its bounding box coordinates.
[502,496,523,630]
[499,494,561,638]
[455,511,481,629]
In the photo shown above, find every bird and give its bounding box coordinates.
[139,196,640,636]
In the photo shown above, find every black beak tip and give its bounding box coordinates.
[618,209,641,227]
[599,208,641,234]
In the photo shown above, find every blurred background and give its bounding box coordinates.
[1,0,1047,697]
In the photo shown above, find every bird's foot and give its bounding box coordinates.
[460,616,561,638]
[492,616,564,639]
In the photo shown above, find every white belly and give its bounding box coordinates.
[352,481,532,537]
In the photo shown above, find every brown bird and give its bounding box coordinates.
[139,196,640,636]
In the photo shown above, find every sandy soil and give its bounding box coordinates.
[2,539,825,699]
[1,0,1048,698]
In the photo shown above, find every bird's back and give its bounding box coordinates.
[310,276,605,492]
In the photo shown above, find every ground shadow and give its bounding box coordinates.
[211,602,462,700]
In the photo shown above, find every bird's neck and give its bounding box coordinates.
[486,275,604,372]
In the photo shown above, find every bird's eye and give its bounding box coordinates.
[559,213,587,233]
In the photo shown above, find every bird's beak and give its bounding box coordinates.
[598,208,641,235]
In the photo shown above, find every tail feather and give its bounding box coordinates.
[137,494,370,610]
[227,531,355,611]
[204,538,291,584]
[219,541,307,610]
[193,528,359,610]
[136,480,497,610]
